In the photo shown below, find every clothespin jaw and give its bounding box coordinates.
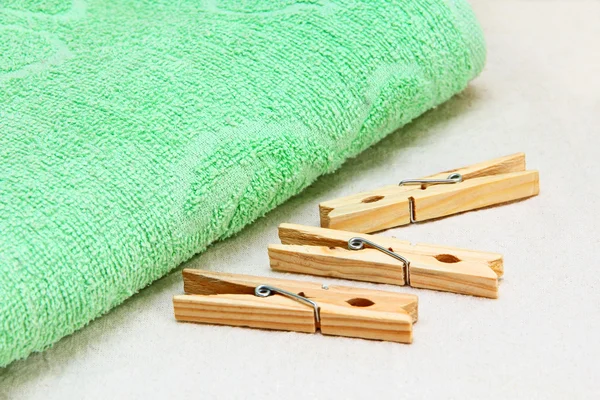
[174,269,418,343]
[269,224,503,298]
[319,153,540,233]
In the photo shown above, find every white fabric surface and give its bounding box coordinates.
[2,1,599,398]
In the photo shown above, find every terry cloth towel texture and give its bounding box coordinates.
[0,0,485,366]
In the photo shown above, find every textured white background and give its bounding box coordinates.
[1,0,599,398]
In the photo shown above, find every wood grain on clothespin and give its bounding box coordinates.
[270,224,502,298]
[174,269,418,343]
[319,153,539,233]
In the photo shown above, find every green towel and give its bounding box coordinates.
[0,0,485,366]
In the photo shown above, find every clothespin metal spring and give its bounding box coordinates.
[255,284,321,324]
[398,172,463,187]
[348,237,411,285]
[399,173,463,223]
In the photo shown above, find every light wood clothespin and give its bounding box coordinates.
[269,224,503,298]
[174,269,418,343]
[319,153,539,233]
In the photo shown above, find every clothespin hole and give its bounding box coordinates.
[346,298,375,307]
[435,254,461,263]
[361,195,385,203]
[297,292,306,297]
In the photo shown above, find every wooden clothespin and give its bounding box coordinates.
[173,269,418,343]
[319,153,539,233]
[268,224,503,298]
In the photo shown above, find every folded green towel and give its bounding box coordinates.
[0,0,485,366]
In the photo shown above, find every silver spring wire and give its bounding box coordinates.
[254,285,320,324]
[348,237,411,285]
